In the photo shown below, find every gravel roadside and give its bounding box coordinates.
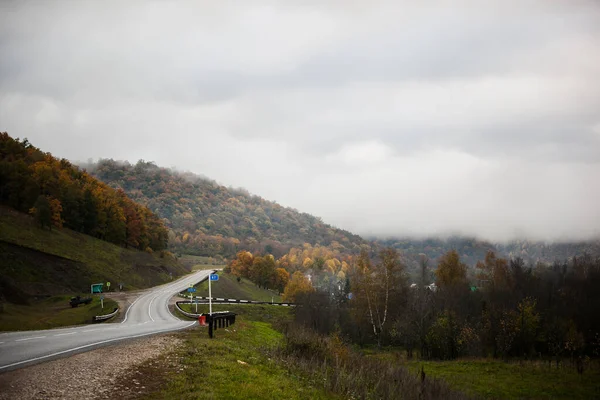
[0,334,183,400]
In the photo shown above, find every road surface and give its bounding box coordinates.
[0,269,212,372]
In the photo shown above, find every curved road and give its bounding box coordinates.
[0,269,212,372]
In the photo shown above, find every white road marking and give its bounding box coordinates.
[54,332,76,337]
[122,294,143,324]
[0,322,196,371]
[148,296,156,322]
[0,342,4,344]
[16,336,45,342]
[81,329,99,333]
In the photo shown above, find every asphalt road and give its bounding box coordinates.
[0,269,212,372]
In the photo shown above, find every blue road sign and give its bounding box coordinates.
[187,287,196,293]
[210,274,219,281]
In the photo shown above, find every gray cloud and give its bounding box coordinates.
[1,0,599,242]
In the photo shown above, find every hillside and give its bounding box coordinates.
[84,159,600,271]
[85,159,367,259]
[0,133,168,252]
[0,206,188,305]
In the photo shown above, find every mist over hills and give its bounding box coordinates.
[373,236,600,270]
[84,159,599,268]
[85,159,367,260]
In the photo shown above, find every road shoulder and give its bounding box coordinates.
[0,333,182,400]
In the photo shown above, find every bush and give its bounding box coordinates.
[276,324,469,400]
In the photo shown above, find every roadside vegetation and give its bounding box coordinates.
[150,305,337,400]
[190,271,282,303]
[0,207,187,302]
[0,295,118,331]
[170,304,466,399]
[0,207,188,332]
[403,358,600,399]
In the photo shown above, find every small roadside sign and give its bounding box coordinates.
[187,287,196,293]
[210,274,219,281]
[91,283,103,294]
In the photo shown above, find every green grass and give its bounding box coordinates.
[0,206,188,296]
[0,295,119,331]
[405,359,600,399]
[191,271,282,303]
[149,306,337,400]
[178,254,224,268]
[191,263,224,271]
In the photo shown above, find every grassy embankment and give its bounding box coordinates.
[0,296,118,331]
[147,300,337,399]
[178,254,225,271]
[168,303,466,400]
[0,206,188,330]
[188,271,282,303]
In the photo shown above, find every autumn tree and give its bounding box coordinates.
[283,271,314,302]
[435,250,467,288]
[250,254,277,289]
[352,248,406,346]
[30,195,51,229]
[273,267,290,293]
[476,251,511,289]
[229,251,254,278]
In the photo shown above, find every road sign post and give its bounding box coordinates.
[100,295,104,309]
[208,273,218,315]
[106,282,111,292]
[187,285,196,312]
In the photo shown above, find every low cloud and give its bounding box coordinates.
[1,0,599,242]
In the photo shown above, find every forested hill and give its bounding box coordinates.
[86,159,367,259]
[0,133,168,251]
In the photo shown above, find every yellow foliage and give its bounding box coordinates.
[283,271,314,302]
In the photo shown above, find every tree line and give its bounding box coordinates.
[0,133,168,251]
[234,242,600,362]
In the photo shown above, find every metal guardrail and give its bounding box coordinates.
[93,307,119,322]
[175,301,201,318]
[174,299,295,319]
[176,297,295,306]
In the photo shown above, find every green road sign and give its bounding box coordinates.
[91,283,103,293]
[106,282,111,287]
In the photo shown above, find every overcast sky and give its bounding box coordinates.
[1,1,599,242]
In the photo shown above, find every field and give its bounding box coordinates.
[403,359,600,399]
[146,305,337,400]
[190,271,282,303]
[0,295,119,331]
